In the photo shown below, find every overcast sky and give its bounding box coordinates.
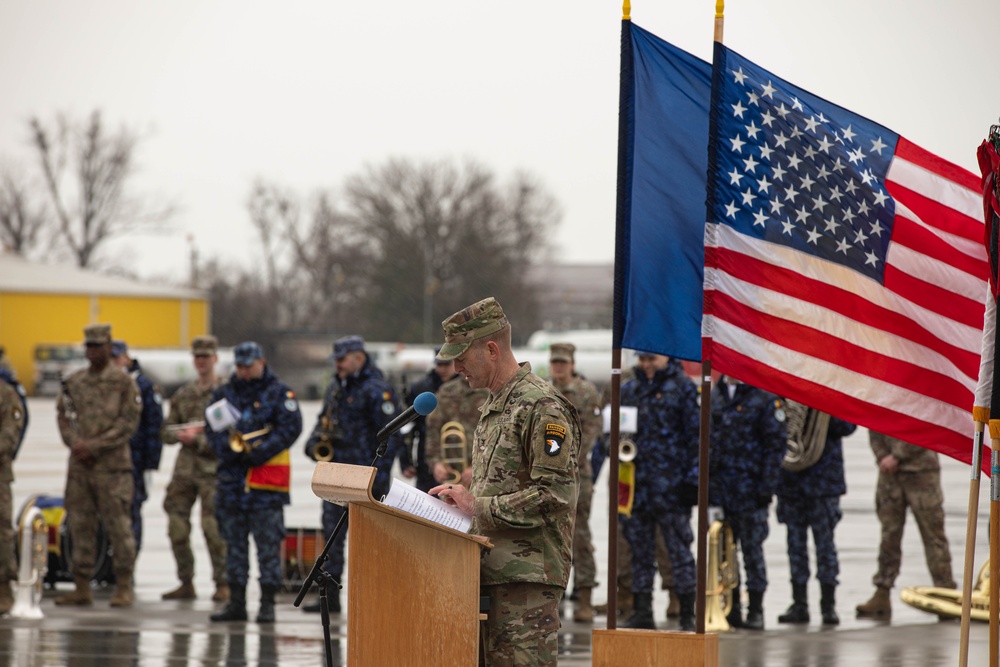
[2,1,998,281]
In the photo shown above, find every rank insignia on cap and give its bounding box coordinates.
[544,424,567,457]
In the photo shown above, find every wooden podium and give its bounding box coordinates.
[312,463,492,666]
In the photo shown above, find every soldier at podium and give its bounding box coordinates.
[429,297,580,667]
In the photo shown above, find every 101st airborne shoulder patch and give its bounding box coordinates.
[544,423,567,457]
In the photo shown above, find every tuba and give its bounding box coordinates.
[439,421,468,484]
[782,400,829,472]
[705,518,739,631]
[11,506,47,619]
[230,426,272,454]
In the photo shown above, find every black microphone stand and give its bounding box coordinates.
[294,433,394,667]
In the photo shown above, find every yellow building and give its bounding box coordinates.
[0,255,209,394]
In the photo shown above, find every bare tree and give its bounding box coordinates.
[0,164,48,256]
[29,110,172,268]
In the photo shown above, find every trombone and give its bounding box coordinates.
[439,421,468,484]
[229,426,272,454]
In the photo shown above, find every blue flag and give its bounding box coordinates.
[613,23,712,361]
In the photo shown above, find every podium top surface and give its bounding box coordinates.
[311,462,492,548]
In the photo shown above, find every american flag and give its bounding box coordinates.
[703,44,987,463]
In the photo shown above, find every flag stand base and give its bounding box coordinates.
[592,628,718,666]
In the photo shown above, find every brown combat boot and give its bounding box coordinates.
[55,576,93,606]
[573,587,594,623]
[162,579,197,600]
[855,586,891,619]
[212,583,231,602]
[110,573,135,608]
[0,580,13,615]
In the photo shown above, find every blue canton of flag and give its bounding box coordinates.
[710,48,899,282]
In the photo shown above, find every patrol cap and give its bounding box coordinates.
[549,342,576,363]
[110,340,128,357]
[84,324,112,346]
[436,297,509,361]
[191,335,218,356]
[332,335,365,360]
[233,341,264,366]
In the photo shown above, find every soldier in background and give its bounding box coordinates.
[429,297,580,667]
[547,342,602,623]
[776,410,856,626]
[0,365,27,614]
[855,431,956,619]
[619,353,699,631]
[708,376,786,630]
[403,346,457,492]
[425,374,488,487]
[55,323,141,608]
[160,335,229,603]
[111,340,164,553]
[208,342,302,624]
[302,335,404,614]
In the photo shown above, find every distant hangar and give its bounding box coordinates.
[0,254,209,394]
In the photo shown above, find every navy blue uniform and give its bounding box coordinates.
[620,359,699,595]
[304,358,403,582]
[405,368,455,492]
[208,367,302,587]
[776,416,856,586]
[709,379,786,593]
[127,360,163,551]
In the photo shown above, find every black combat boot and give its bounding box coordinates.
[678,592,696,631]
[726,595,744,629]
[777,582,809,624]
[210,584,247,622]
[744,590,765,630]
[625,592,657,630]
[256,585,277,624]
[820,583,839,625]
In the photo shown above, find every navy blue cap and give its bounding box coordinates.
[110,340,128,357]
[433,345,450,364]
[332,335,365,360]
[234,341,264,366]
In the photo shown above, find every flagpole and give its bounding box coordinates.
[958,415,984,667]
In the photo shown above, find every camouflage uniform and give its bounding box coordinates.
[57,350,142,587]
[550,370,602,592]
[868,431,955,589]
[425,375,488,477]
[619,358,699,597]
[708,379,786,594]
[208,363,302,589]
[0,370,27,606]
[776,416,856,586]
[303,340,403,586]
[123,357,163,551]
[404,365,455,491]
[436,298,580,667]
[162,374,227,589]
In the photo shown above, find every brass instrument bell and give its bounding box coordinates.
[440,421,468,484]
[229,426,272,453]
[313,439,334,462]
[619,439,638,463]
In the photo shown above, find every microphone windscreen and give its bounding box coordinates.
[413,391,438,416]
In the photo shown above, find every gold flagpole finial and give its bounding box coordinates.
[715,0,725,18]
[623,0,630,20]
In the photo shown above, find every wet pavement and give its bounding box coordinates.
[2,397,996,665]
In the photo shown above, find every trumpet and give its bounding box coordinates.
[440,421,468,484]
[619,439,637,463]
[229,426,272,453]
[313,439,334,462]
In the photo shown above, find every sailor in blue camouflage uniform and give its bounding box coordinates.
[620,353,700,631]
[776,407,855,626]
[708,377,786,630]
[403,346,457,492]
[208,341,302,624]
[302,335,404,614]
[111,340,164,553]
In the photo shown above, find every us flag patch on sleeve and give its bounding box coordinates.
[544,424,567,457]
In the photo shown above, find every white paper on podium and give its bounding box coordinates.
[381,478,472,533]
[205,398,240,431]
[602,405,638,434]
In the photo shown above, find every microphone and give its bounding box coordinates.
[376,392,437,442]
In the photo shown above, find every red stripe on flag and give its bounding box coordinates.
[888,182,986,249]
[881,263,984,331]
[894,137,982,193]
